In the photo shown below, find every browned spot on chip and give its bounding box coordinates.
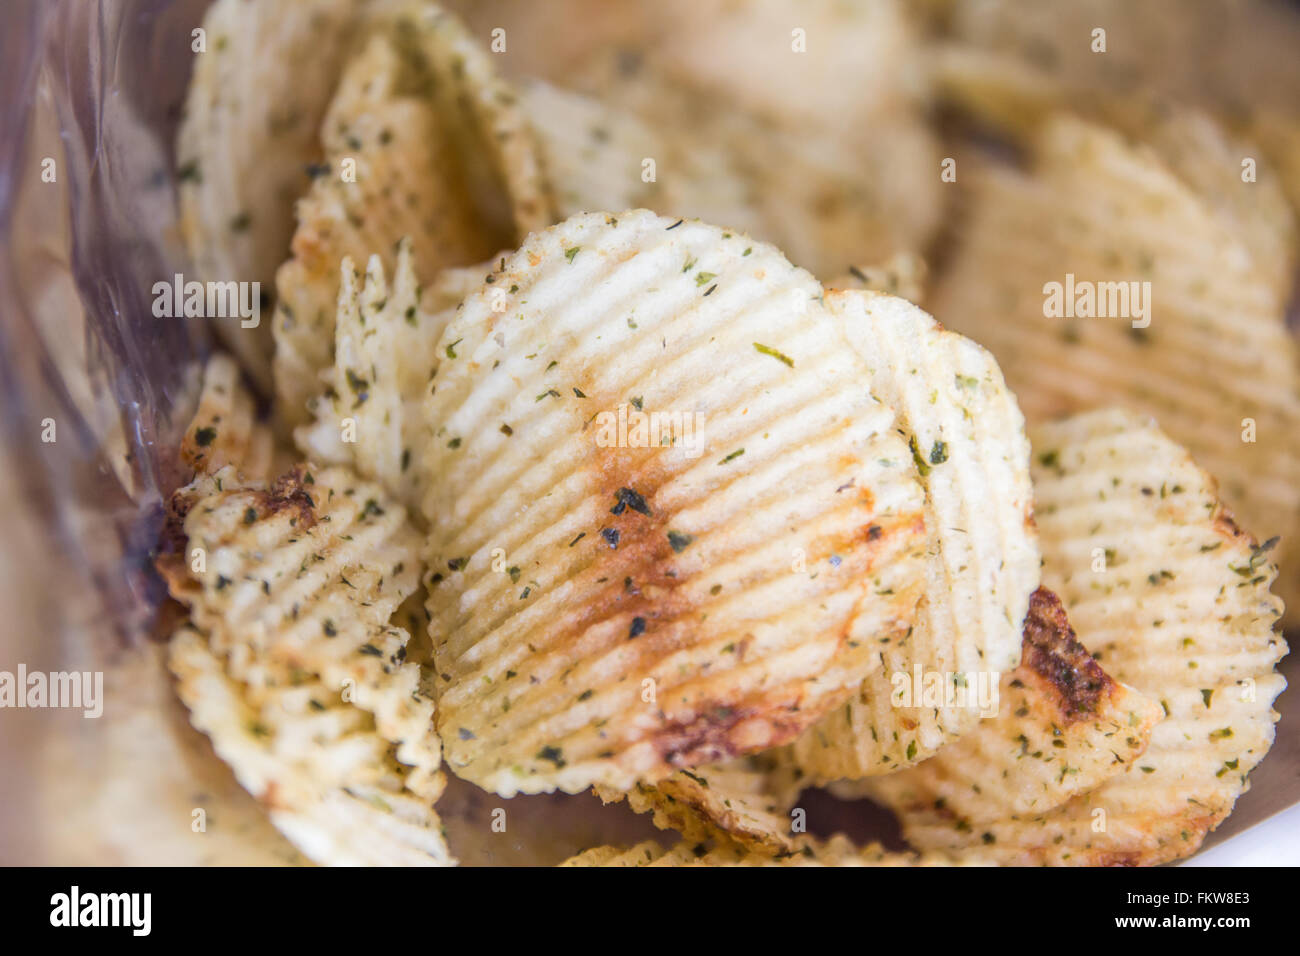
[1018,587,1113,724]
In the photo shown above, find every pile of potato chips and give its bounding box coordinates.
[160,0,1294,865]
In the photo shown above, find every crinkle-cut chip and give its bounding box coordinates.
[422,210,928,796]
[176,0,367,391]
[169,627,454,866]
[519,80,763,238]
[273,5,553,428]
[272,24,504,427]
[295,245,450,509]
[897,409,1287,864]
[1029,410,1286,693]
[932,115,1300,621]
[931,678,1286,865]
[827,253,928,304]
[593,752,805,854]
[647,0,917,130]
[1246,111,1300,224]
[852,587,1163,826]
[401,1,553,238]
[560,834,982,867]
[521,81,671,220]
[927,53,1298,300]
[946,0,1300,133]
[792,292,1038,779]
[181,353,275,480]
[722,108,944,281]
[928,43,1066,143]
[522,72,940,280]
[1140,110,1296,302]
[939,0,1300,237]
[162,463,440,786]
[295,245,510,508]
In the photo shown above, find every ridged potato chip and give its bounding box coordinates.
[294,244,514,508]
[181,353,276,480]
[791,292,1039,779]
[272,26,490,426]
[161,463,440,792]
[170,627,454,866]
[522,69,941,280]
[898,409,1287,864]
[725,109,944,282]
[274,5,553,426]
[293,245,443,509]
[422,210,928,796]
[1139,110,1296,301]
[593,752,805,854]
[647,0,917,131]
[937,0,1300,263]
[177,0,368,391]
[852,587,1163,827]
[827,253,928,304]
[931,115,1300,619]
[520,80,762,238]
[929,52,1298,299]
[522,81,677,221]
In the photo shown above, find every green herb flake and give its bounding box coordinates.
[753,343,794,367]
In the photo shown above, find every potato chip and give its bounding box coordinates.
[519,79,765,238]
[593,752,805,854]
[294,244,515,508]
[177,0,367,391]
[647,0,918,131]
[273,6,553,426]
[421,210,928,796]
[181,353,275,480]
[1139,110,1296,301]
[441,0,659,86]
[930,115,1300,620]
[560,833,980,867]
[522,81,669,221]
[725,109,945,282]
[791,292,1039,779]
[929,54,1298,299]
[170,626,455,866]
[272,25,497,426]
[896,409,1287,864]
[940,0,1300,227]
[946,0,1300,128]
[292,246,440,509]
[1246,110,1300,224]
[827,253,928,304]
[162,463,440,790]
[852,587,1163,826]
[522,68,941,280]
[399,1,553,238]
